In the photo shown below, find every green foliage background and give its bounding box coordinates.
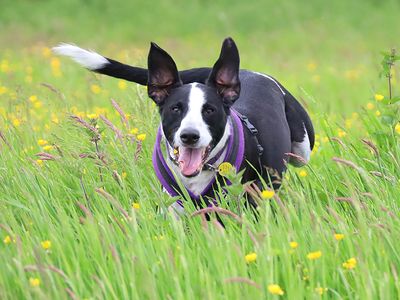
[0,0,400,299]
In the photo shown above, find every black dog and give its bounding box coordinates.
[53,38,314,210]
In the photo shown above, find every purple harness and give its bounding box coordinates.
[152,109,245,203]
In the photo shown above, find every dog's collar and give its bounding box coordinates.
[152,108,245,201]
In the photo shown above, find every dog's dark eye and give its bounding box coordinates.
[171,105,181,113]
[203,106,215,115]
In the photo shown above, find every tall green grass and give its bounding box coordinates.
[1,1,400,299]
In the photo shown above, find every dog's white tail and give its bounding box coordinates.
[52,43,109,70]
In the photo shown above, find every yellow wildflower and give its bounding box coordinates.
[338,129,346,138]
[375,110,381,117]
[307,251,322,260]
[37,139,48,146]
[3,235,11,244]
[1,60,9,73]
[374,94,384,102]
[366,102,375,110]
[41,240,51,250]
[33,101,43,109]
[268,284,284,296]
[90,84,101,94]
[132,202,140,210]
[42,145,53,151]
[36,159,43,166]
[334,233,344,241]
[245,252,257,263]
[299,170,308,177]
[343,257,357,269]
[29,95,38,103]
[290,241,298,249]
[51,57,60,69]
[122,172,127,179]
[87,113,98,120]
[218,162,234,176]
[12,118,21,127]
[395,123,400,135]
[0,86,8,95]
[315,287,328,295]
[261,189,275,199]
[51,114,59,124]
[130,128,139,135]
[118,80,127,90]
[137,133,146,141]
[29,277,40,287]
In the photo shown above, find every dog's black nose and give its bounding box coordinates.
[180,129,200,145]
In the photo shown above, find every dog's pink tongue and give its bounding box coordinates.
[178,147,203,176]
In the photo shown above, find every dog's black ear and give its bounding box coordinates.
[207,37,241,104]
[147,42,182,104]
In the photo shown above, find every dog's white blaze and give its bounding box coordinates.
[290,123,311,167]
[166,108,232,196]
[252,71,286,95]
[174,83,212,148]
[52,43,108,70]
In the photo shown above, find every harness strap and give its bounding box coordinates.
[233,110,264,176]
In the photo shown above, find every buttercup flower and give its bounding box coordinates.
[42,145,53,151]
[290,241,298,249]
[268,284,284,295]
[307,251,322,260]
[118,80,127,90]
[395,123,400,135]
[299,170,308,177]
[0,86,8,95]
[87,113,98,120]
[245,252,257,263]
[29,277,40,287]
[334,233,344,241]
[90,84,101,94]
[315,287,328,295]
[3,235,11,244]
[261,189,275,199]
[132,202,140,209]
[37,139,48,146]
[343,257,357,269]
[338,129,346,138]
[12,119,21,127]
[137,133,146,141]
[374,94,384,102]
[41,240,51,250]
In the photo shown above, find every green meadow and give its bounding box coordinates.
[1,0,400,299]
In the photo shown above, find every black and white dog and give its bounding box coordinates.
[53,38,314,209]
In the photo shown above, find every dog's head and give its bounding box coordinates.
[148,38,241,177]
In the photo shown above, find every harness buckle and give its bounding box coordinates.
[257,144,264,156]
[238,114,258,135]
[247,124,258,135]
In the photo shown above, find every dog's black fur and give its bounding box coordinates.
[53,38,314,207]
